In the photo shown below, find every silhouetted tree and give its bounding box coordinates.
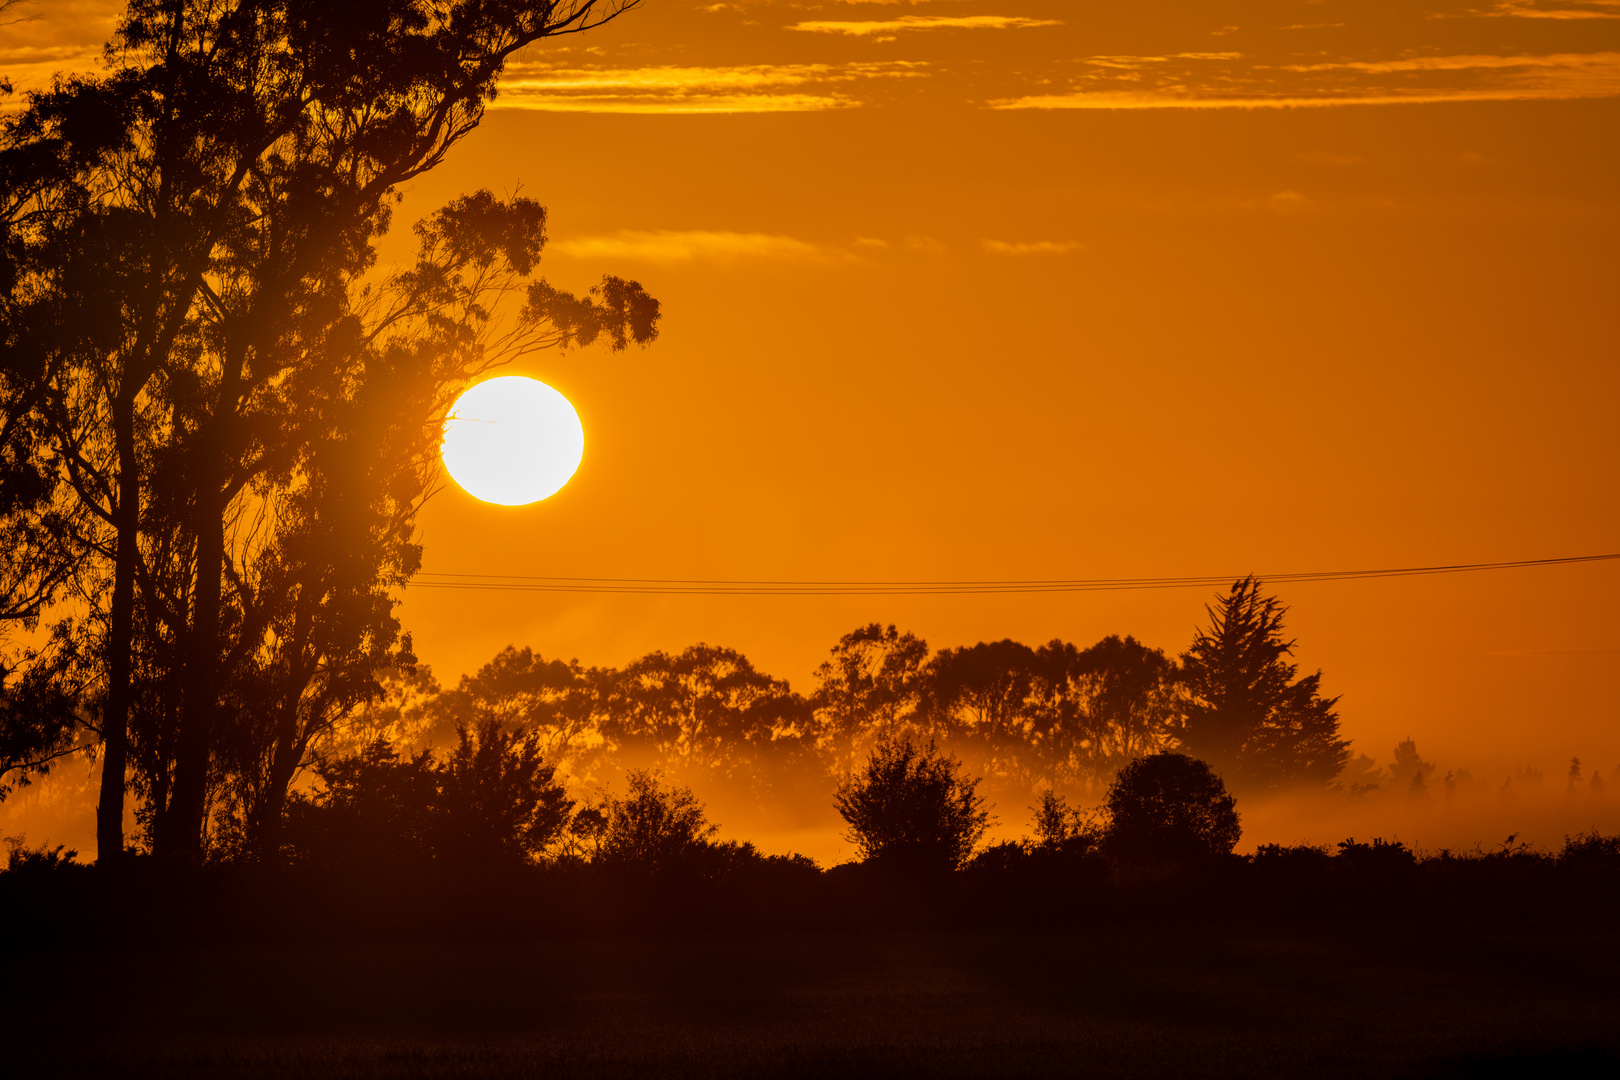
[603,644,819,802]
[1177,577,1348,791]
[427,646,607,789]
[834,736,991,873]
[284,720,571,867]
[323,662,443,760]
[0,166,85,800]
[435,718,573,866]
[0,624,83,800]
[923,639,1043,791]
[596,769,718,874]
[284,736,439,866]
[1388,737,1435,797]
[0,0,651,863]
[809,624,928,776]
[1031,635,1183,792]
[1029,789,1101,852]
[1102,752,1240,865]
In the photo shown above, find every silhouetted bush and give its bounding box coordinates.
[283,721,571,868]
[596,769,720,874]
[835,736,990,873]
[1252,842,1333,878]
[2,836,86,878]
[1102,752,1240,865]
[1559,830,1620,874]
[1332,837,1418,885]
[285,737,439,867]
[435,718,573,866]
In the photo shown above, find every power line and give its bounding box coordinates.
[408,552,1620,596]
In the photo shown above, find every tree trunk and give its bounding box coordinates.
[94,395,137,865]
[253,731,302,867]
[159,487,223,861]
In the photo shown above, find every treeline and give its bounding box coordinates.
[287,577,1347,852]
[7,744,1618,947]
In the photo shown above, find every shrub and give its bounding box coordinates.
[436,718,573,865]
[1030,789,1103,854]
[1333,837,1417,878]
[597,770,719,874]
[2,836,84,877]
[834,736,991,873]
[1102,752,1240,864]
[285,737,440,866]
[284,721,572,868]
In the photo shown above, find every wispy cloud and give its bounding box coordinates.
[547,230,834,263]
[1280,52,1620,74]
[994,52,1620,109]
[789,15,1061,39]
[981,239,1083,256]
[1475,0,1620,19]
[0,0,118,98]
[494,61,926,113]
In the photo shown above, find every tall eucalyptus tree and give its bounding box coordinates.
[0,0,653,861]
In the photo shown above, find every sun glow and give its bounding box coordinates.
[440,377,585,506]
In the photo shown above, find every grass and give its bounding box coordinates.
[9,916,1620,1077]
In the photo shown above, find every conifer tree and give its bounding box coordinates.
[1176,577,1348,792]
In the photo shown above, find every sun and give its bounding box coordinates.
[440,376,585,506]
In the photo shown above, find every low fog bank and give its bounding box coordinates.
[690,767,1620,868]
[7,746,1618,868]
[1238,777,1620,855]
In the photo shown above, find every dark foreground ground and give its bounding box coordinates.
[9,917,1619,1078]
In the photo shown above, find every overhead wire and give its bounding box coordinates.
[407,552,1620,596]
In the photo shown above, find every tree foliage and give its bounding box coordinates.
[285,719,572,868]
[834,736,991,873]
[809,623,927,776]
[1102,752,1240,865]
[595,769,718,874]
[1177,577,1348,792]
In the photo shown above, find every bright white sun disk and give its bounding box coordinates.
[440,376,584,505]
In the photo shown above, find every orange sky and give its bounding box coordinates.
[5,0,1619,842]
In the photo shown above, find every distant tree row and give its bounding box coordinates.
[335,574,1346,797]
[153,574,1348,861]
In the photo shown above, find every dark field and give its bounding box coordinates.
[11,918,1619,1078]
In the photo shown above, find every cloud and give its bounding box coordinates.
[981,239,1083,256]
[493,62,926,113]
[789,16,1061,38]
[993,52,1620,109]
[0,0,119,98]
[1279,52,1620,74]
[1266,191,1318,215]
[547,230,833,263]
[1476,0,1620,19]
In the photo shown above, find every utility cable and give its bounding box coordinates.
[407,552,1620,596]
